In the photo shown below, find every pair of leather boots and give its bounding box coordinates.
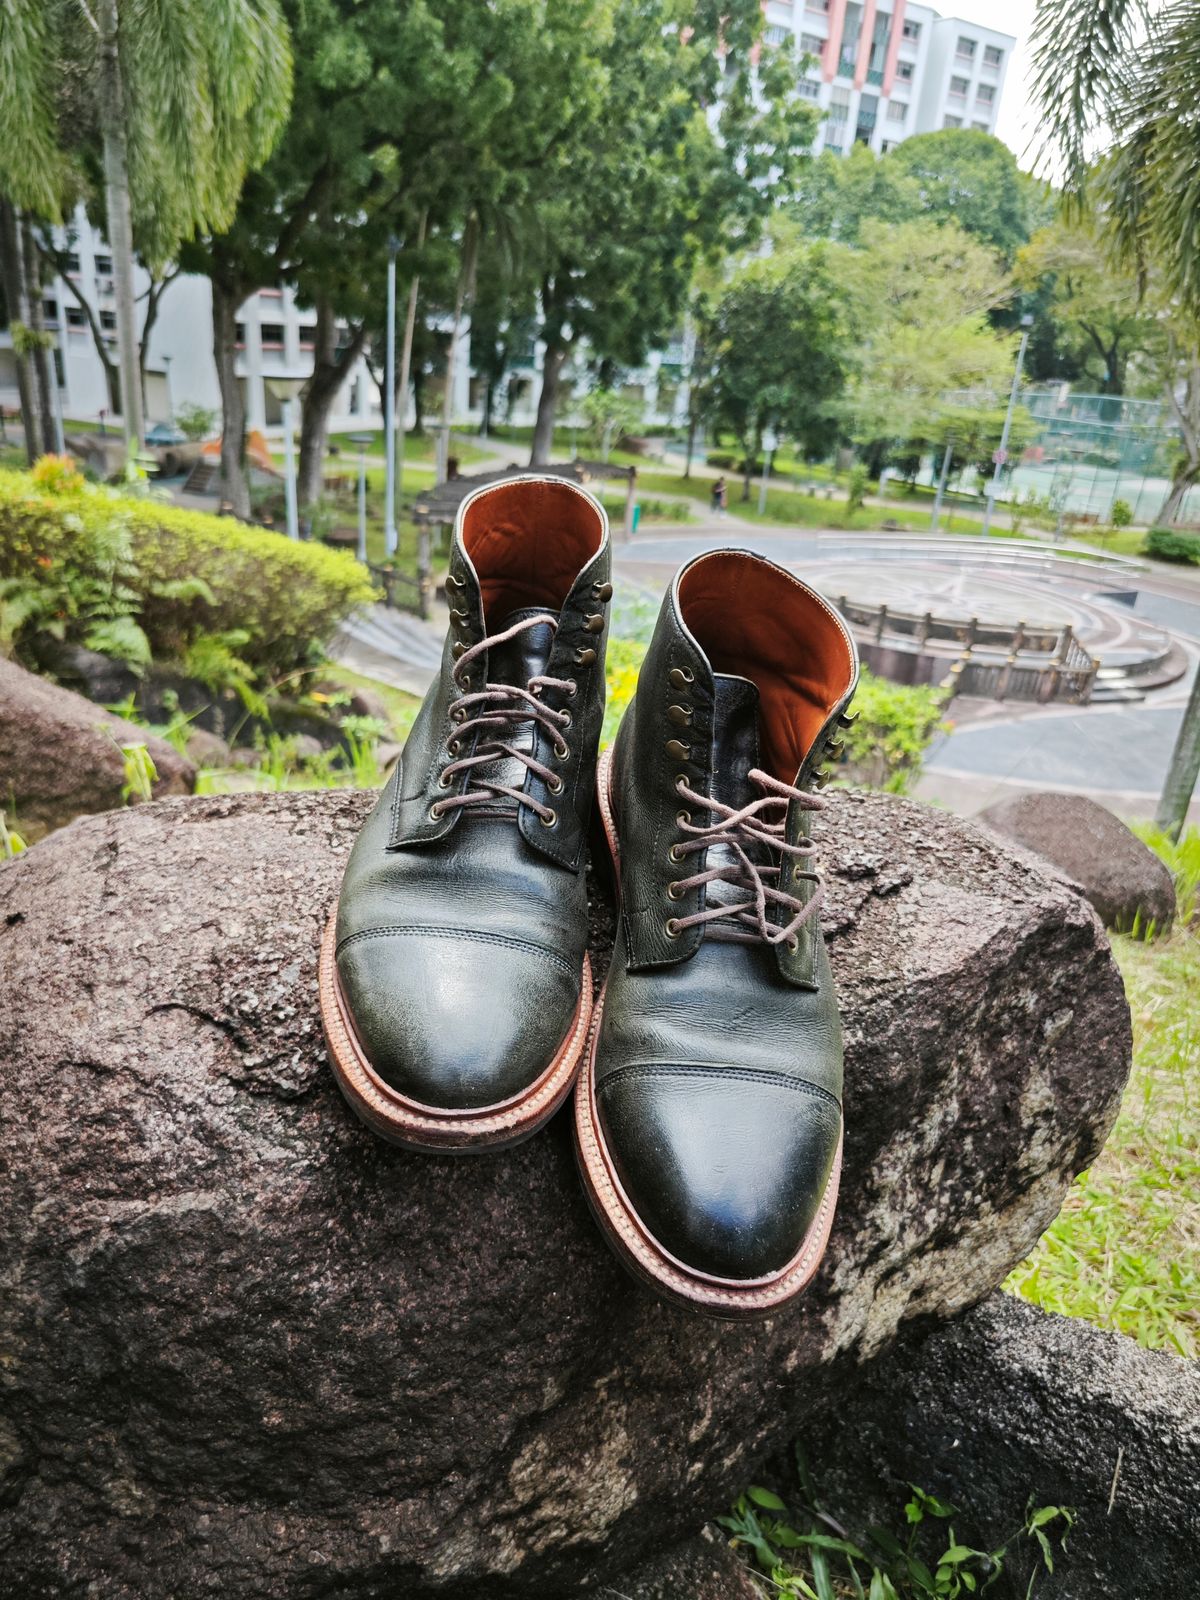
[319,476,858,1318]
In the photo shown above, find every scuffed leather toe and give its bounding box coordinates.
[336,929,580,1110]
[597,1067,842,1280]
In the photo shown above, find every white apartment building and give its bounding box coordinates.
[762,0,1013,156]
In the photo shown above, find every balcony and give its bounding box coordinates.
[838,50,857,77]
[866,66,883,85]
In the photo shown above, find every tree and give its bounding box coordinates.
[830,219,1016,470]
[1016,217,1159,394]
[787,145,921,243]
[883,130,1042,261]
[703,247,850,499]
[0,0,292,449]
[578,387,642,459]
[524,2,820,465]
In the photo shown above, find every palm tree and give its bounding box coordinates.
[0,0,292,448]
[1032,0,1200,836]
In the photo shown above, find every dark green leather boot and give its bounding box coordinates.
[575,549,857,1315]
[320,476,610,1151]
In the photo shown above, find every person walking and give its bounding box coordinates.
[711,476,727,518]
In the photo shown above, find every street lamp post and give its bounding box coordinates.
[265,374,307,540]
[981,312,1034,538]
[930,437,954,533]
[384,235,399,557]
[347,431,375,565]
[758,426,779,516]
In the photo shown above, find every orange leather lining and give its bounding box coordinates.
[462,481,604,627]
[678,552,853,778]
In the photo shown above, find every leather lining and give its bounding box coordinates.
[462,480,604,628]
[677,552,854,779]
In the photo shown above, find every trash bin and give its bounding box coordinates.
[631,503,641,534]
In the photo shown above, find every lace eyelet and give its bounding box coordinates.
[554,740,570,761]
[438,769,454,788]
[540,808,558,828]
[664,917,681,939]
[566,679,578,697]
[667,880,684,900]
[675,774,688,794]
[451,706,466,724]
[448,739,462,756]
[429,802,445,820]
[668,842,685,863]
[676,809,691,827]
[548,775,564,796]
[559,710,572,728]
[786,935,799,952]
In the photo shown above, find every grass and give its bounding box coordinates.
[1006,927,1200,1359]
[316,664,421,741]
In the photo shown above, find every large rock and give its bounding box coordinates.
[802,1292,1200,1599]
[0,656,194,840]
[0,789,1131,1597]
[978,790,1176,936]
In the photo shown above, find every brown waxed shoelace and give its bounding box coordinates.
[669,772,826,947]
[430,613,576,824]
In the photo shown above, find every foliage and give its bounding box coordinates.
[0,810,27,858]
[174,403,218,442]
[701,244,850,490]
[844,463,869,522]
[1130,821,1200,926]
[116,740,158,805]
[579,388,643,457]
[1110,498,1133,529]
[789,132,1045,260]
[1031,0,1200,318]
[826,219,1015,462]
[1015,216,1159,395]
[0,0,292,264]
[1143,526,1200,565]
[1007,927,1200,1358]
[601,636,647,748]
[0,468,375,677]
[839,671,947,796]
[723,1463,1074,1599]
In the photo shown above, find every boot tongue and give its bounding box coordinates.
[704,674,769,919]
[465,607,557,813]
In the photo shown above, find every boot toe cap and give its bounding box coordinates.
[597,1067,841,1281]
[336,929,581,1110]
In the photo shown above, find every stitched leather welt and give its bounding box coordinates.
[595,1061,842,1110]
[335,925,579,983]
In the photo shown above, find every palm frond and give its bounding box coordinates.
[0,0,71,216]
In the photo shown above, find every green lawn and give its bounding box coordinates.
[1007,927,1199,1359]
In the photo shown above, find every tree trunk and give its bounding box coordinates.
[1156,466,1200,527]
[438,213,479,477]
[739,434,754,501]
[1156,655,1200,840]
[38,232,121,413]
[22,216,57,452]
[1157,354,1200,527]
[97,0,144,447]
[395,209,427,505]
[212,270,250,518]
[138,271,176,420]
[0,200,44,461]
[298,300,367,515]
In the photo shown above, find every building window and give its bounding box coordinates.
[42,298,58,322]
[983,44,1003,67]
[949,75,969,98]
[901,19,921,41]
[895,58,914,81]
[880,140,895,153]
[100,310,116,332]
[956,35,976,59]
[66,306,85,328]
[764,24,790,46]
[94,253,113,274]
[825,141,844,154]
[972,119,990,130]
[64,252,80,273]
[976,82,995,103]
[886,100,907,122]
[797,77,821,97]
[260,323,286,348]
[235,322,246,346]
[800,31,824,54]
[943,114,962,128]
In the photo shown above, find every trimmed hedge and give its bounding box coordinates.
[0,469,376,675]
[1143,526,1200,565]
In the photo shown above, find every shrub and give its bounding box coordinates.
[0,468,376,677]
[175,402,218,442]
[706,451,738,470]
[1110,498,1133,529]
[839,668,947,794]
[1143,525,1200,564]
